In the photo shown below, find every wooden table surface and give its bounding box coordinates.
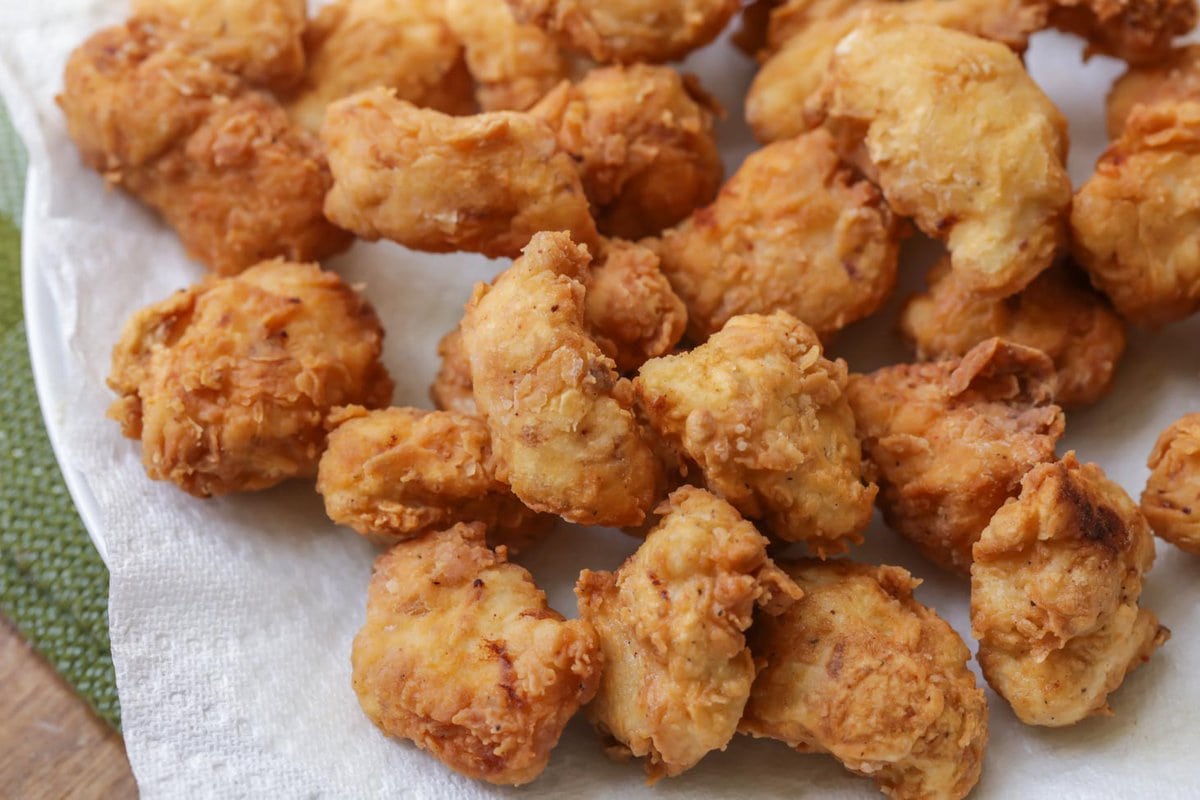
[0,615,137,799]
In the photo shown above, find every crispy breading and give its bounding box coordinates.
[1107,45,1200,137]
[430,327,478,415]
[352,523,600,785]
[1142,413,1200,554]
[107,260,394,498]
[899,260,1127,408]
[971,453,1169,726]
[847,338,1065,574]
[741,559,988,800]
[635,312,877,555]
[1045,0,1197,65]
[576,487,801,780]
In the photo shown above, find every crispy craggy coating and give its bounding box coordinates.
[461,232,663,527]
[430,327,478,415]
[576,487,801,780]
[531,65,723,240]
[107,260,394,498]
[321,89,599,259]
[652,129,900,342]
[811,16,1071,298]
[505,0,740,63]
[635,312,877,554]
[1045,0,1197,65]
[1071,100,1200,327]
[899,260,1127,408]
[1142,414,1200,554]
[847,338,1065,574]
[971,453,1169,726]
[1108,45,1200,137]
[352,523,600,785]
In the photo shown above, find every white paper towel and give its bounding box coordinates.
[3,2,1199,797]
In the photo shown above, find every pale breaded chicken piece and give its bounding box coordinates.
[352,522,600,785]
[576,487,802,780]
[1108,45,1200,137]
[505,0,740,63]
[971,453,1169,726]
[847,339,1065,574]
[811,16,1072,298]
[286,0,474,133]
[430,327,478,415]
[1072,100,1200,327]
[651,129,901,342]
[461,232,663,527]
[58,22,351,276]
[530,64,723,240]
[635,312,877,555]
[741,559,988,800]
[107,260,394,498]
[316,406,550,552]
[899,260,1127,408]
[1045,0,1197,65]
[321,89,599,259]
[1142,413,1200,554]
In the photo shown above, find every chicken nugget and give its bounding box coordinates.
[576,486,801,780]
[1045,0,1197,65]
[1142,413,1200,554]
[847,338,1065,574]
[430,327,478,415]
[321,89,599,259]
[352,523,600,785]
[971,453,1169,726]
[652,129,900,341]
[1107,45,1200,137]
[899,260,1126,408]
[107,260,394,498]
[741,559,988,800]
[635,312,877,555]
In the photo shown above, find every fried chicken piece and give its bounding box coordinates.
[1045,0,1197,65]
[321,89,599,259]
[530,65,723,240]
[58,22,351,276]
[1108,45,1200,137]
[576,486,802,780]
[811,16,1072,297]
[732,0,783,55]
[899,260,1127,408]
[107,260,394,498]
[1072,100,1200,327]
[741,559,988,800]
[461,232,663,527]
[430,327,478,415]
[505,0,740,63]
[635,312,877,554]
[1142,413,1200,554]
[651,129,900,342]
[847,338,1065,574]
[285,0,474,132]
[352,522,600,785]
[971,453,1169,726]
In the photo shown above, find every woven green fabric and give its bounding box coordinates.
[0,106,121,729]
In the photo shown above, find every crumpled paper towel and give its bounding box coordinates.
[2,1,1199,797]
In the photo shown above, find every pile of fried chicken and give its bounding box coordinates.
[59,0,1200,797]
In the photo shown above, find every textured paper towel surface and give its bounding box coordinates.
[3,1,1200,797]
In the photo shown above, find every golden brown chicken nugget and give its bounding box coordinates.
[972,453,1169,726]
[107,260,394,498]
[847,338,1065,574]
[635,312,877,555]
[741,559,988,800]
[430,327,478,415]
[1107,45,1200,137]
[577,486,801,780]
[352,522,600,785]
[1045,0,1196,65]
[1142,413,1200,554]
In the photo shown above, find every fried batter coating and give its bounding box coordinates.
[1071,100,1200,327]
[1108,45,1200,137]
[107,260,394,498]
[576,486,802,780]
[741,559,988,800]
[971,453,1169,726]
[531,65,723,239]
[58,22,351,276]
[430,327,478,415]
[847,338,1065,574]
[321,89,599,259]
[1142,413,1200,554]
[505,0,740,63]
[461,232,663,527]
[635,312,876,554]
[899,260,1127,408]
[652,129,900,341]
[811,16,1071,297]
[1045,0,1197,65]
[352,523,600,785]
